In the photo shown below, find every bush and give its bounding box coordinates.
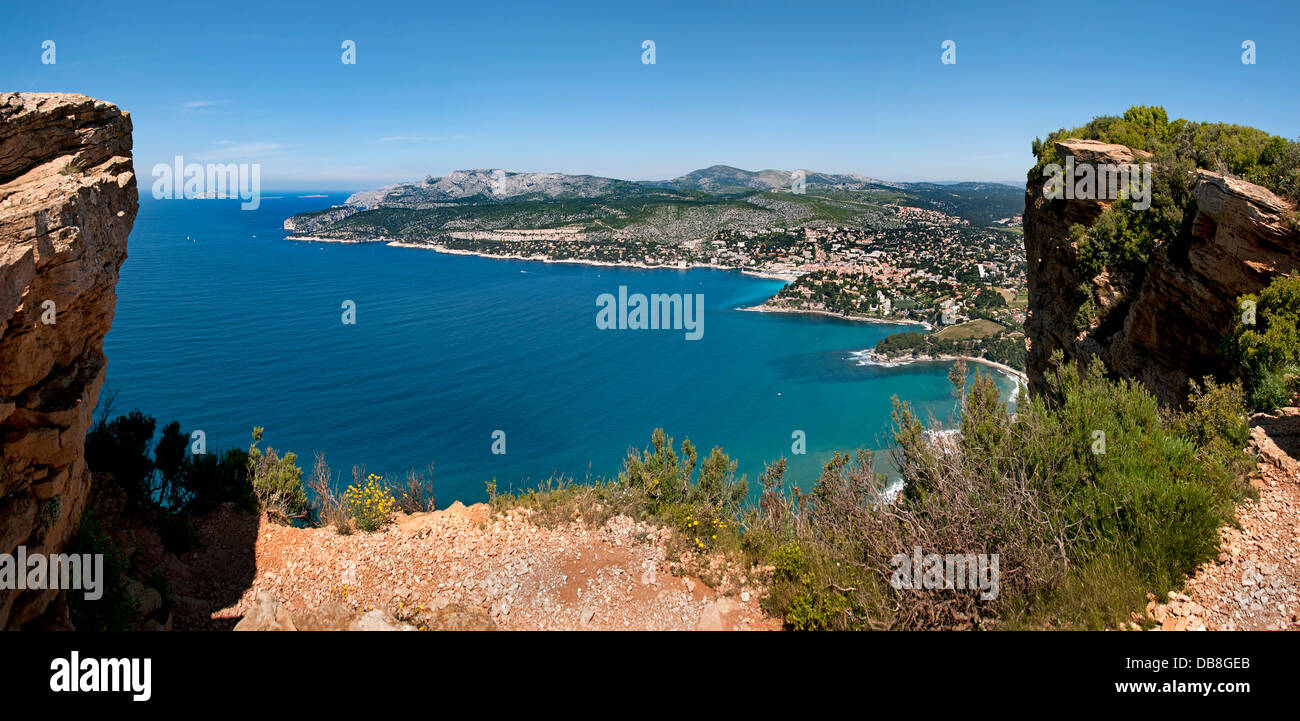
[1249,369,1293,412]
[617,428,748,546]
[1073,203,1154,283]
[1227,274,1300,411]
[305,453,350,533]
[85,410,157,509]
[344,473,396,532]
[247,427,309,523]
[182,447,255,515]
[388,465,437,514]
[299,455,436,533]
[86,411,256,517]
[618,429,747,512]
[750,357,1251,630]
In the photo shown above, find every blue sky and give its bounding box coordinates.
[3,0,1297,189]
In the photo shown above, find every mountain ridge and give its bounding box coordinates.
[346,165,924,207]
[285,165,1026,241]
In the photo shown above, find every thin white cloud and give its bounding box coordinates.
[192,142,290,161]
[372,134,470,143]
[182,100,226,109]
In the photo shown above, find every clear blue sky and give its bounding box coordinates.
[4,0,1297,189]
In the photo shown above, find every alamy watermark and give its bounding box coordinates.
[1042,156,1152,210]
[790,169,806,195]
[50,652,151,702]
[890,546,999,600]
[152,155,262,210]
[595,286,704,340]
[1,546,104,601]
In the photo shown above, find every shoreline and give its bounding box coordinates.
[740,304,933,329]
[739,269,801,282]
[858,349,1028,384]
[284,235,375,244]
[390,241,708,272]
[288,234,804,279]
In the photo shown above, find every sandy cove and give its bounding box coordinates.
[859,349,1028,384]
[740,303,933,329]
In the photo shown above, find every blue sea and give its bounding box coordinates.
[100,194,1019,505]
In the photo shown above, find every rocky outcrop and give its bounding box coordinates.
[1251,407,1300,478]
[281,204,360,235]
[1024,138,1299,405]
[231,591,491,631]
[0,93,136,628]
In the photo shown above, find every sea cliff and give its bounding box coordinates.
[1024,138,1299,405]
[0,93,136,629]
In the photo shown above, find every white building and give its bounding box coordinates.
[940,299,957,326]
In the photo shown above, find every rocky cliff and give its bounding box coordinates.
[1024,138,1300,405]
[0,93,136,629]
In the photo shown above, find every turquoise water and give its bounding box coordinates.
[100,195,1018,505]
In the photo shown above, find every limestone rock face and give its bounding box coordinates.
[232,591,298,632]
[1024,138,1299,406]
[232,592,428,631]
[0,93,136,629]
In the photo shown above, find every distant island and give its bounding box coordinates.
[284,166,1030,369]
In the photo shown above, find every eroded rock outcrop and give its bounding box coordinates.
[231,591,492,631]
[0,93,136,628]
[1024,138,1300,405]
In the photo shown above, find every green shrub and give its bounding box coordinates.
[1227,274,1300,411]
[1073,203,1154,282]
[618,428,748,522]
[1249,370,1292,412]
[247,427,309,523]
[785,586,856,631]
[749,357,1251,630]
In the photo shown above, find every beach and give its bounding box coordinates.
[855,349,1028,384]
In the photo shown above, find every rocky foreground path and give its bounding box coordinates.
[1148,408,1300,631]
[175,502,777,631]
